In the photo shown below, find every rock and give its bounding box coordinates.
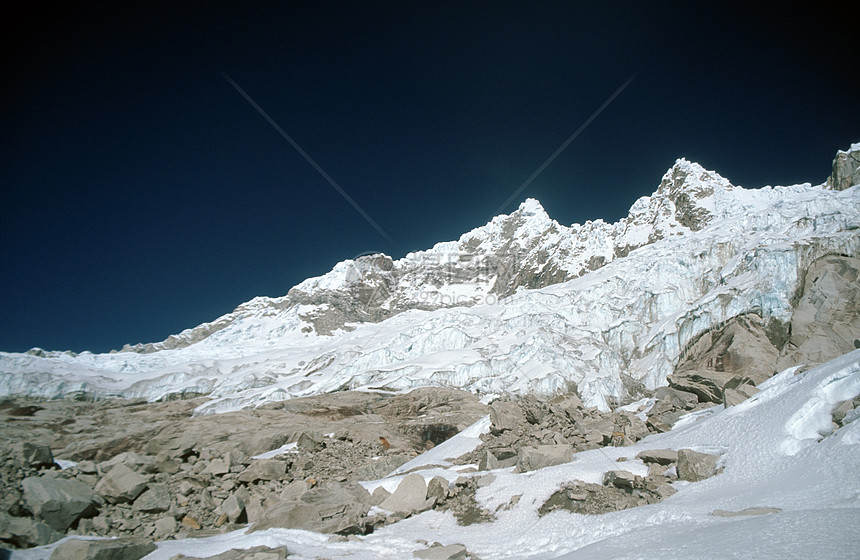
[181,515,201,530]
[489,401,524,434]
[49,536,156,560]
[132,483,170,513]
[603,470,638,489]
[677,449,719,482]
[170,546,289,560]
[668,370,738,404]
[0,513,64,547]
[777,256,860,370]
[653,387,699,410]
[101,452,157,474]
[296,431,325,452]
[95,464,149,504]
[370,486,391,506]
[220,494,246,523]
[22,476,100,531]
[723,384,759,407]
[15,442,55,469]
[516,445,573,472]
[380,473,428,513]
[827,143,860,190]
[154,515,177,538]
[637,449,678,465]
[203,458,230,476]
[237,460,287,483]
[76,461,98,475]
[832,400,855,425]
[426,477,449,503]
[153,452,180,475]
[712,507,782,517]
[478,449,500,471]
[251,482,372,534]
[413,543,468,560]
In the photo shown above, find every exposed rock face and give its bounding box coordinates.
[827,143,860,190]
[777,255,860,371]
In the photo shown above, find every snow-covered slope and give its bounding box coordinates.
[2,145,859,412]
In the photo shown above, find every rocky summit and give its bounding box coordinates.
[0,143,858,559]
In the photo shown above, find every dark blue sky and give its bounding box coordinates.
[2,2,857,353]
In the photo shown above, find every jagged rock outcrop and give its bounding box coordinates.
[827,142,860,190]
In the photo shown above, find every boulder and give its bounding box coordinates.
[49,536,156,560]
[101,452,157,474]
[637,449,678,465]
[723,384,760,407]
[652,387,699,411]
[95,464,149,503]
[203,458,231,476]
[677,449,719,482]
[0,512,64,547]
[171,546,289,560]
[296,431,325,452]
[370,486,391,506]
[132,483,170,513]
[154,515,177,538]
[832,400,855,425]
[380,473,429,513]
[426,476,449,503]
[712,507,782,517]
[413,543,468,560]
[489,401,524,434]
[478,449,500,471]
[219,494,246,523]
[15,442,55,469]
[668,370,738,404]
[516,445,573,472]
[603,470,638,489]
[237,459,287,483]
[250,482,371,534]
[22,476,100,531]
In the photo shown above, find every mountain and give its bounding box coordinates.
[1,144,858,414]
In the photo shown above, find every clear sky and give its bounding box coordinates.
[2,2,857,353]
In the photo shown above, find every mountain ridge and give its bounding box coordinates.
[2,143,858,414]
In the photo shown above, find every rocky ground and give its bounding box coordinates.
[7,361,854,560]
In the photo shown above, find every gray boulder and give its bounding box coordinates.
[237,459,287,483]
[15,442,55,469]
[22,476,100,531]
[0,512,64,547]
[95,463,149,503]
[132,483,170,513]
[413,543,468,560]
[101,452,157,474]
[668,370,737,404]
[489,401,524,434]
[49,536,156,560]
[516,445,573,472]
[677,449,720,482]
[219,494,246,523]
[380,473,429,513]
[250,482,371,534]
[637,449,678,465]
[296,431,325,452]
[603,470,638,489]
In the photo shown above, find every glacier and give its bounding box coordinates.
[1,148,859,413]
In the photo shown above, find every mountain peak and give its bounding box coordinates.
[515,197,548,218]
